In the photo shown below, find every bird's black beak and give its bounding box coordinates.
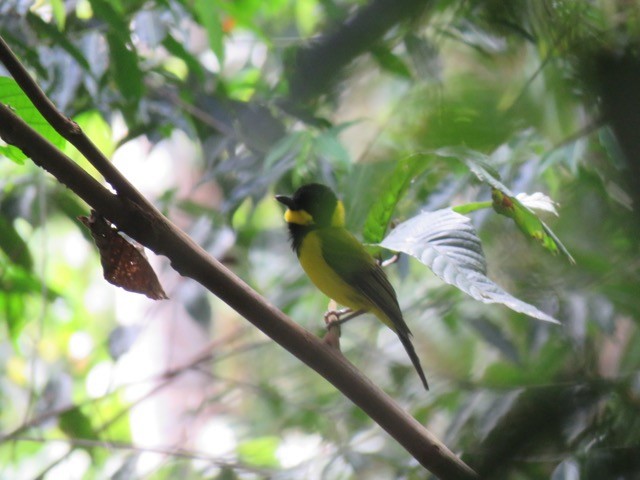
[275,195,296,209]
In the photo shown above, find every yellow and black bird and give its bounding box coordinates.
[276,183,429,390]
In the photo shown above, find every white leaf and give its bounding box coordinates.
[515,192,559,216]
[380,208,560,324]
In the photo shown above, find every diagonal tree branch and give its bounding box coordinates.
[0,37,477,479]
[0,35,153,209]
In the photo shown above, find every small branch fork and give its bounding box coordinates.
[0,35,477,479]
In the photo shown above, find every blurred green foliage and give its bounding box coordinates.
[1,0,639,478]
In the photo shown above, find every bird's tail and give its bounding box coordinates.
[397,330,429,391]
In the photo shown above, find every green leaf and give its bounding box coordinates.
[26,12,90,70]
[295,0,320,36]
[50,0,67,30]
[59,406,100,457]
[0,259,58,346]
[61,110,113,181]
[370,45,412,78]
[0,215,33,271]
[162,34,205,82]
[0,262,54,298]
[237,436,280,468]
[0,77,67,164]
[66,110,115,161]
[1,293,26,349]
[363,154,428,244]
[264,131,306,169]
[313,126,352,171]
[481,361,530,388]
[379,208,560,323]
[88,0,129,43]
[87,0,142,106]
[106,32,144,106]
[194,0,225,65]
[492,189,575,263]
[482,341,569,387]
[436,147,575,263]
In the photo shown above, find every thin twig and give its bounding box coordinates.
[16,436,273,475]
[380,253,400,268]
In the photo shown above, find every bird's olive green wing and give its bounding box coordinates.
[319,227,430,389]
[318,227,411,337]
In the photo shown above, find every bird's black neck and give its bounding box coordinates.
[287,223,315,256]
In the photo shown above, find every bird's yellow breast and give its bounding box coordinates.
[297,230,364,311]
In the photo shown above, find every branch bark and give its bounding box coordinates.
[0,36,152,207]
[0,36,477,479]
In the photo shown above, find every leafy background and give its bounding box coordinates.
[1,0,639,478]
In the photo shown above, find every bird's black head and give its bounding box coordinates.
[276,183,344,228]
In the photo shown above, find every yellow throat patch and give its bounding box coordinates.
[283,200,345,227]
[284,208,313,225]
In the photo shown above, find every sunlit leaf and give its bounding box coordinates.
[162,34,205,82]
[0,77,67,164]
[70,110,115,159]
[363,154,428,244]
[237,436,280,468]
[380,208,560,323]
[50,0,66,29]
[194,0,225,65]
[295,0,320,36]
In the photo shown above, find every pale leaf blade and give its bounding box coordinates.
[380,208,560,324]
